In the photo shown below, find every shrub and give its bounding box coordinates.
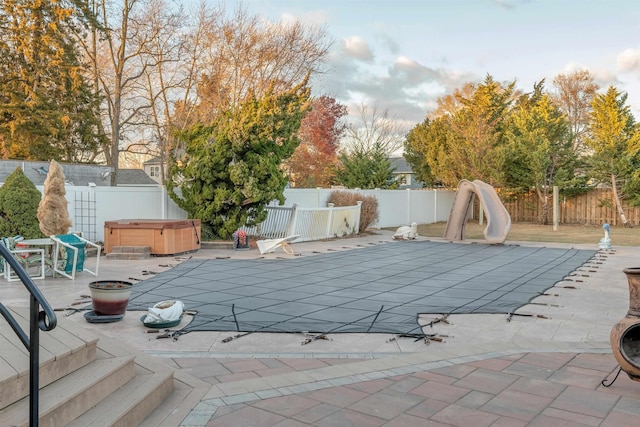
[327,190,379,233]
[0,168,44,238]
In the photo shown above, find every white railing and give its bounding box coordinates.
[243,206,296,239]
[242,202,362,242]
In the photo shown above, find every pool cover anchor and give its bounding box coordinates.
[301,332,332,345]
[156,329,190,341]
[425,314,450,328]
[387,332,446,345]
[506,312,549,322]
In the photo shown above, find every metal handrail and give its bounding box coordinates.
[0,243,57,427]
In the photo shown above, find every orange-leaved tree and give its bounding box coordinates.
[286,96,347,188]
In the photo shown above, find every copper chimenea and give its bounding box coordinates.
[610,267,640,381]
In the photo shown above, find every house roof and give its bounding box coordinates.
[116,169,159,185]
[389,157,412,173]
[143,156,163,166]
[0,160,158,187]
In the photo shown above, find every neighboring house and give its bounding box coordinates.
[143,156,164,184]
[389,157,423,189]
[115,169,159,186]
[0,160,159,187]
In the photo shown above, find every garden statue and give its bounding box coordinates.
[393,222,418,240]
[599,223,612,250]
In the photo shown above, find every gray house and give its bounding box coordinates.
[389,157,423,189]
[142,156,164,184]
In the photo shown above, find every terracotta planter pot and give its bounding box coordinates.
[610,268,640,381]
[89,280,133,315]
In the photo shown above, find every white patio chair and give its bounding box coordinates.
[50,233,100,279]
[1,236,46,281]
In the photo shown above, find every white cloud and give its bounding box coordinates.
[343,36,374,61]
[494,0,530,9]
[617,48,640,73]
[279,10,329,27]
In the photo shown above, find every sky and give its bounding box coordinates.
[222,0,640,130]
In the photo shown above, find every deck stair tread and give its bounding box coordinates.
[1,309,98,408]
[89,332,211,426]
[66,366,173,427]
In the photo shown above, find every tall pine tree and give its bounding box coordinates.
[0,0,103,161]
[585,86,640,226]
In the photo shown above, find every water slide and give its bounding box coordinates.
[443,179,511,244]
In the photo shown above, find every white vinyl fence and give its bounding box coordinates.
[38,185,186,242]
[30,185,455,242]
[278,188,455,228]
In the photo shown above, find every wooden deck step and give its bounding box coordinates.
[0,308,98,410]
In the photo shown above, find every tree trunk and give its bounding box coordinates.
[536,188,549,225]
[611,173,632,227]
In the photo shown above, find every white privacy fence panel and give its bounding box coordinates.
[36,185,185,242]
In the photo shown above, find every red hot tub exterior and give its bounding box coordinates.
[104,219,201,255]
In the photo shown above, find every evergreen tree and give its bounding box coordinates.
[335,143,398,189]
[404,116,455,187]
[502,82,582,224]
[403,75,516,188]
[166,81,310,240]
[585,86,640,226]
[0,0,103,161]
[0,167,44,238]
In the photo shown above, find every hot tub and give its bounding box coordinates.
[104,219,201,255]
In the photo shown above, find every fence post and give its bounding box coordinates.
[356,201,362,234]
[553,186,559,231]
[326,203,334,238]
[286,203,298,236]
[406,188,411,225]
[433,189,438,223]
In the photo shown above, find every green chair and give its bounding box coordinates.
[1,235,46,281]
[50,234,100,279]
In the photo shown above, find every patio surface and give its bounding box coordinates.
[2,230,640,426]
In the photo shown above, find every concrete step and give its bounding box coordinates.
[89,333,210,427]
[109,246,152,254]
[0,356,135,427]
[106,245,151,260]
[201,240,234,250]
[66,364,173,427]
